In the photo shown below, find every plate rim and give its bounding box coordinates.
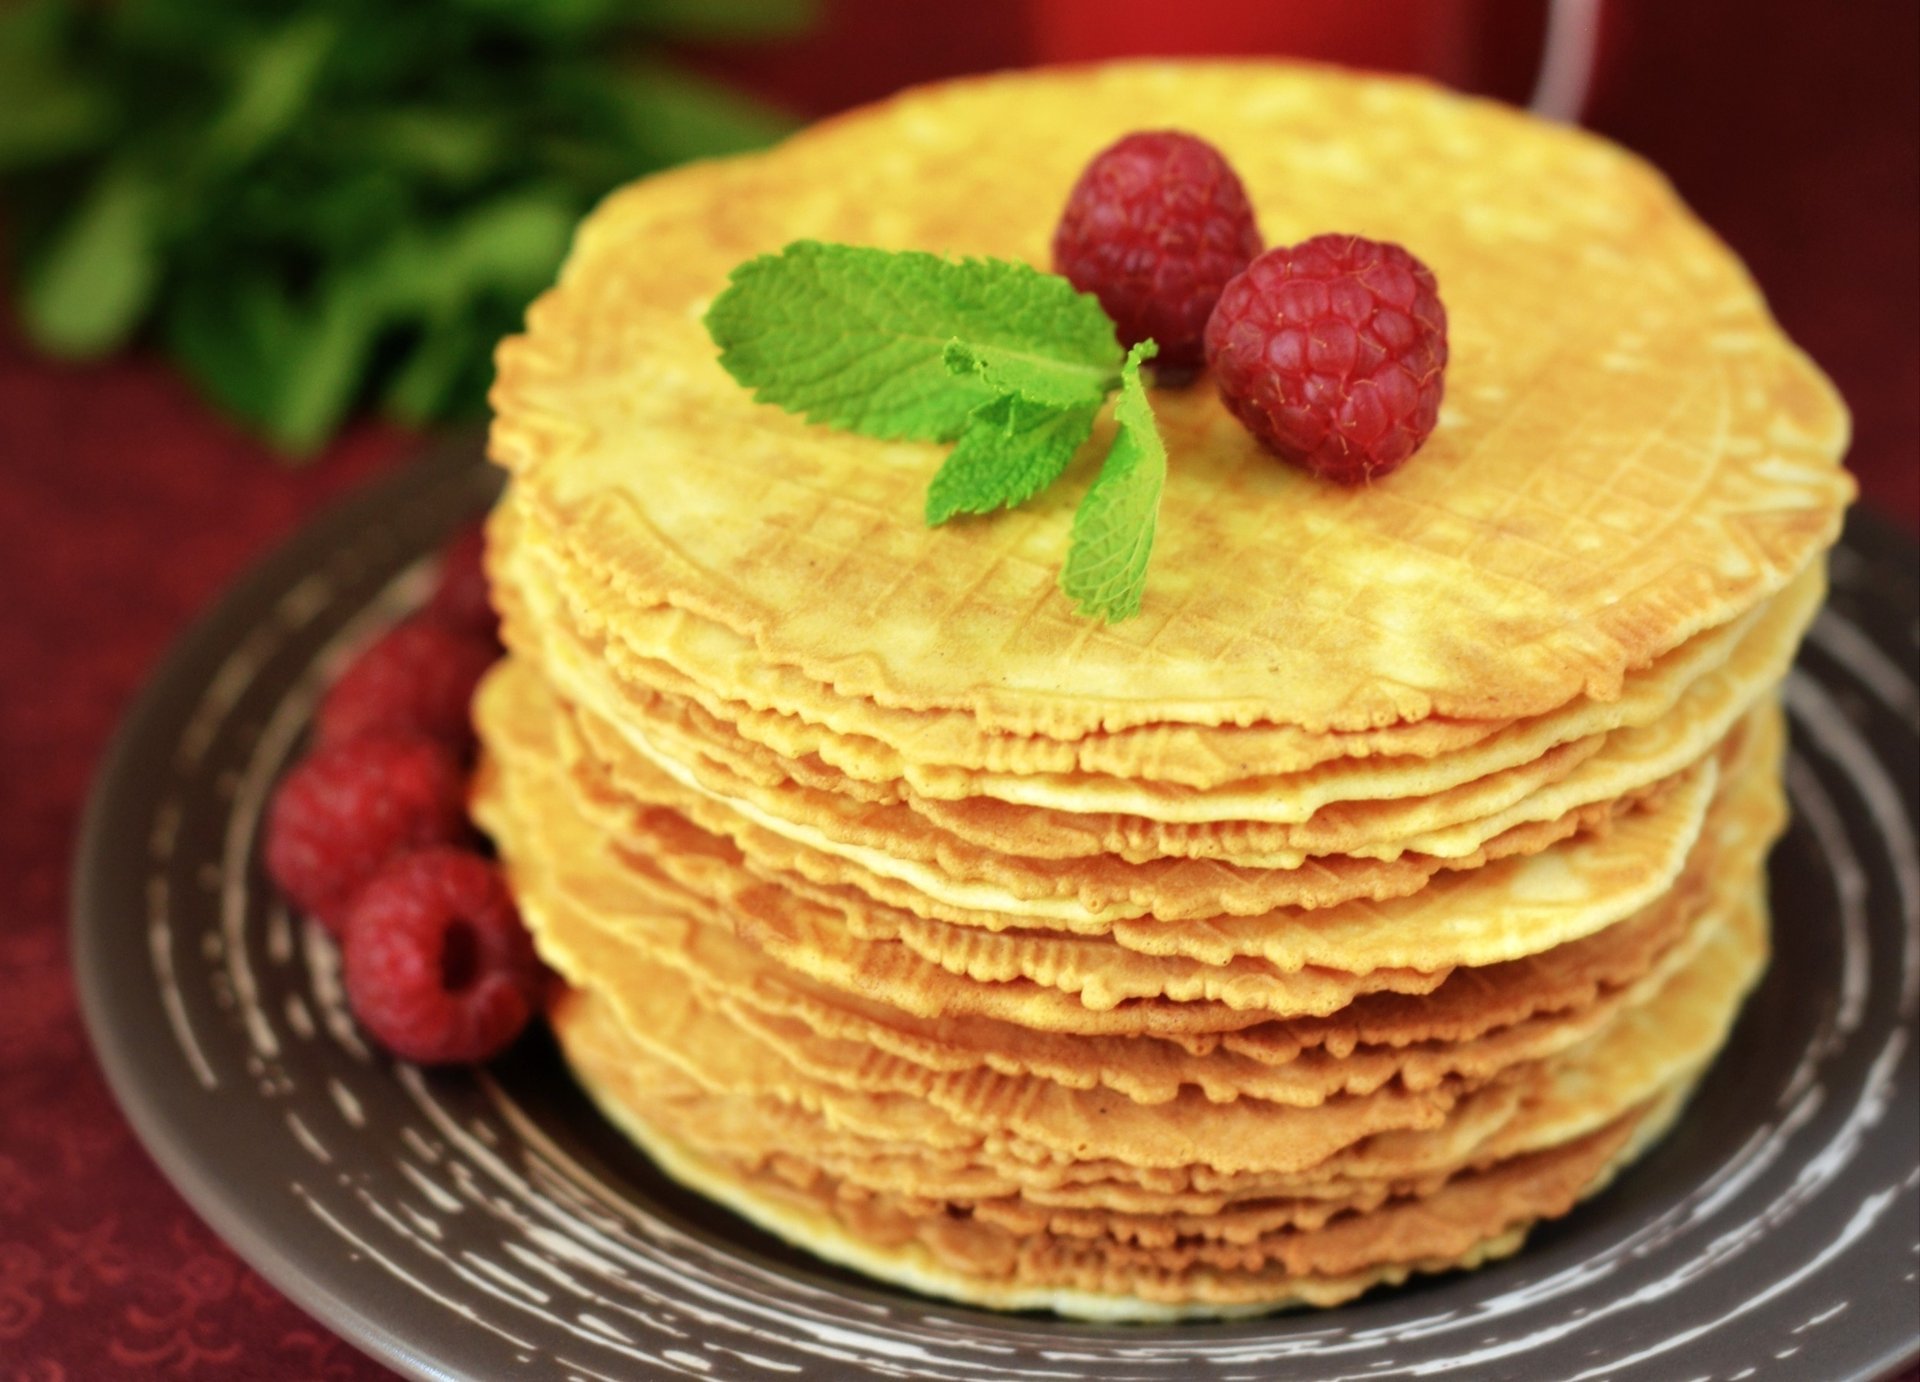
[72,442,490,1382]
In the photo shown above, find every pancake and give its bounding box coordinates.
[494,492,1769,787]
[502,499,1825,838]
[557,992,1697,1316]
[472,59,1847,1315]
[492,63,1848,738]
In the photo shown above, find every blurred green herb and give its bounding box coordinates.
[0,0,806,455]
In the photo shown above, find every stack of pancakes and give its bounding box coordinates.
[472,64,1853,1317]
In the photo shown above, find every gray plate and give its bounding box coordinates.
[74,441,1920,1382]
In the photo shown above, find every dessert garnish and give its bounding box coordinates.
[1205,233,1448,483]
[703,147,1450,619]
[1052,130,1263,371]
[705,240,1168,621]
[265,732,471,936]
[265,530,541,1065]
[1058,339,1167,621]
[341,847,544,1066]
[315,616,498,757]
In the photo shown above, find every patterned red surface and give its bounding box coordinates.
[0,347,406,1377]
[0,1,1912,1376]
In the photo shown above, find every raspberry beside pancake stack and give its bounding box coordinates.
[472,62,1853,1317]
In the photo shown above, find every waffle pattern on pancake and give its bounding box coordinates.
[476,62,1851,1316]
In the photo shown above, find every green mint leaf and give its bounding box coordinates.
[2,0,792,452]
[164,270,292,427]
[264,268,387,456]
[0,0,111,172]
[383,314,478,425]
[704,240,1120,442]
[21,163,160,358]
[434,189,579,300]
[339,107,504,186]
[925,394,1099,526]
[1060,342,1167,622]
[198,15,337,174]
[0,82,109,171]
[941,338,1117,409]
[609,61,801,164]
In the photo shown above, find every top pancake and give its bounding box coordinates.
[491,61,1850,737]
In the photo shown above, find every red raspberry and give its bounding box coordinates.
[315,617,498,756]
[342,848,542,1065]
[1204,234,1448,484]
[425,526,499,644]
[264,735,470,935]
[1052,130,1263,372]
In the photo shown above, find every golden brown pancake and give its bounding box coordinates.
[475,59,1846,1316]
[492,63,1848,737]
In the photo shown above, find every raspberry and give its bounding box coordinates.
[1052,130,1262,372]
[264,735,470,935]
[315,616,498,756]
[425,526,499,643]
[342,848,542,1065]
[1204,234,1448,484]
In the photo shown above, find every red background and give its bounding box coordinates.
[1,2,1913,1377]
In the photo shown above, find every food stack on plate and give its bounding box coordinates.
[471,63,1852,1317]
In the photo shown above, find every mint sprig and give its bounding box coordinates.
[940,339,1116,408]
[704,240,1168,622]
[704,240,1119,439]
[0,0,803,456]
[1061,343,1166,622]
[926,393,1100,525]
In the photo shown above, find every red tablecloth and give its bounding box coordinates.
[1,2,1913,1377]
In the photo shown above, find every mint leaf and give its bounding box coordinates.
[941,338,1116,409]
[1060,343,1167,622]
[21,163,160,357]
[926,394,1099,525]
[268,268,387,455]
[165,269,294,426]
[609,60,801,163]
[0,0,795,452]
[706,242,1177,623]
[0,0,110,172]
[429,189,578,308]
[704,240,1120,442]
[383,312,478,425]
[198,15,337,174]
